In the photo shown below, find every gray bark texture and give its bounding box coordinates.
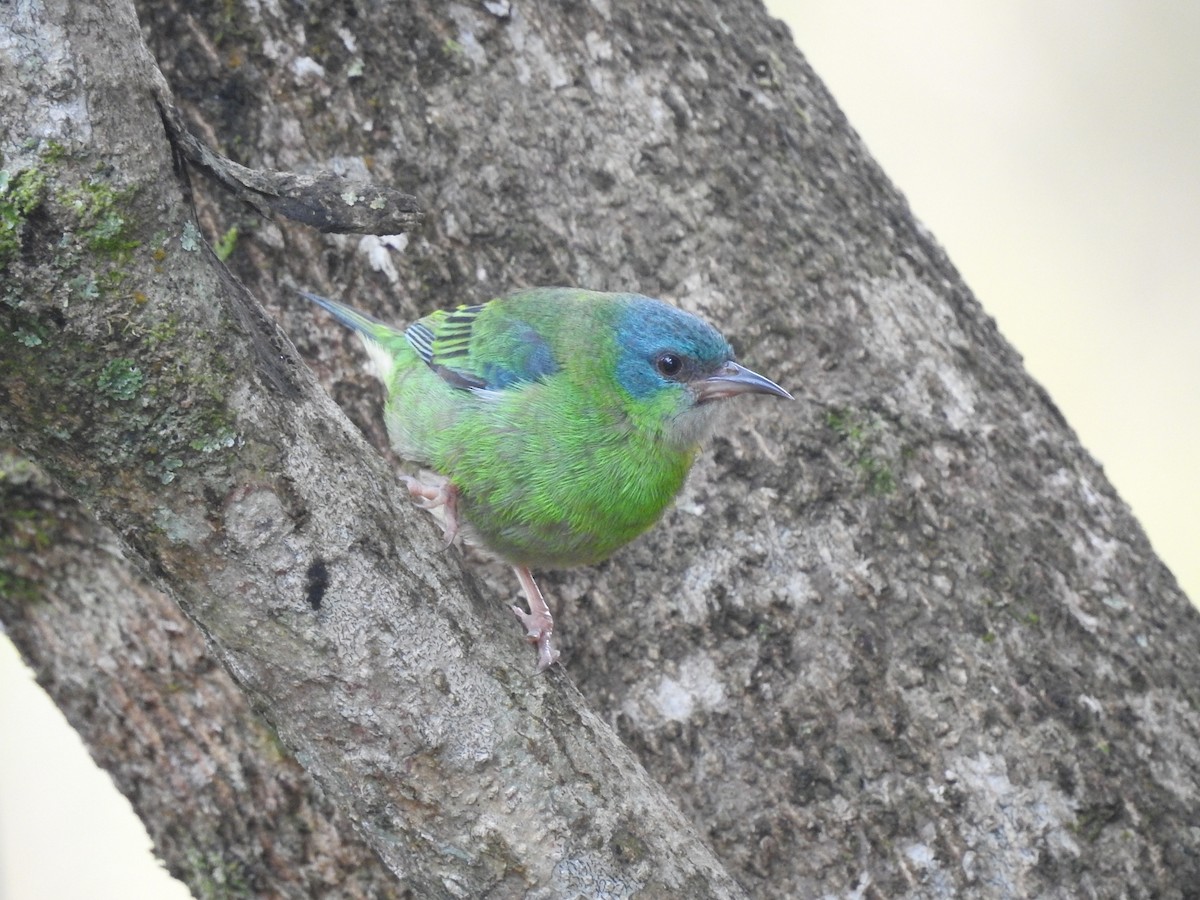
[2,0,1198,898]
[0,456,403,898]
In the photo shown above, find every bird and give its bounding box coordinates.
[301,287,792,671]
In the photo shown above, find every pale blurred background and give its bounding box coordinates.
[2,2,1197,896]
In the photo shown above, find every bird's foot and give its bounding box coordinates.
[512,565,560,673]
[401,474,460,547]
[511,605,560,673]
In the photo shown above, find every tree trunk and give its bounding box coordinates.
[3,1,1198,898]
[0,456,403,897]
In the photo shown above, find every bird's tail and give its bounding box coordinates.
[299,290,386,334]
[300,289,406,384]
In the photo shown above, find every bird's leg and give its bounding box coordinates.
[402,476,557,671]
[511,565,560,672]
[400,474,460,547]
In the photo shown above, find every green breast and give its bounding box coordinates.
[429,376,695,569]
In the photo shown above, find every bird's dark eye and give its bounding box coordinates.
[655,353,683,378]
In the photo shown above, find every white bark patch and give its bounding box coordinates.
[0,6,92,146]
[625,653,727,727]
[291,56,325,80]
[946,751,1081,893]
[863,276,981,431]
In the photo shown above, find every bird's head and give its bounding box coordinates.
[613,296,792,449]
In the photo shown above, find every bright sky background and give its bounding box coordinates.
[3,3,1197,896]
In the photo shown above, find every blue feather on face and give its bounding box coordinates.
[613,296,734,400]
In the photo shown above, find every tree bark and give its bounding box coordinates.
[3,1,1199,898]
[0,455,402,897]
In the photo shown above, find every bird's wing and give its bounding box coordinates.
[405,303,559,393]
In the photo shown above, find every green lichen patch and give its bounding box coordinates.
[68,273,101,300]
[0,166,49,266]
[2,146,148,317]
[97,357,145,401]
[156,456,184,484]
[62,175,141,258]
[181,220,202,251]
[0,147,259,521]
[826,408,899,496]
[185,847,252,900]
[145,314,180,347]
[13,327,43,347]
[189,424,239,454]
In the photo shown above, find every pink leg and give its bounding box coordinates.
[400,474,460,547]
[511,565,560,672]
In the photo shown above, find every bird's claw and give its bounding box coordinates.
[401,474,460,547]
[510,604,560,672]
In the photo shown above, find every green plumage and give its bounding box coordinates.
[304,286,790,668]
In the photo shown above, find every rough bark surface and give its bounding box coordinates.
[0,456,401,897]
[3,0,1199,898]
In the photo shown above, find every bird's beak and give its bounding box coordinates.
[694,361,793,403]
